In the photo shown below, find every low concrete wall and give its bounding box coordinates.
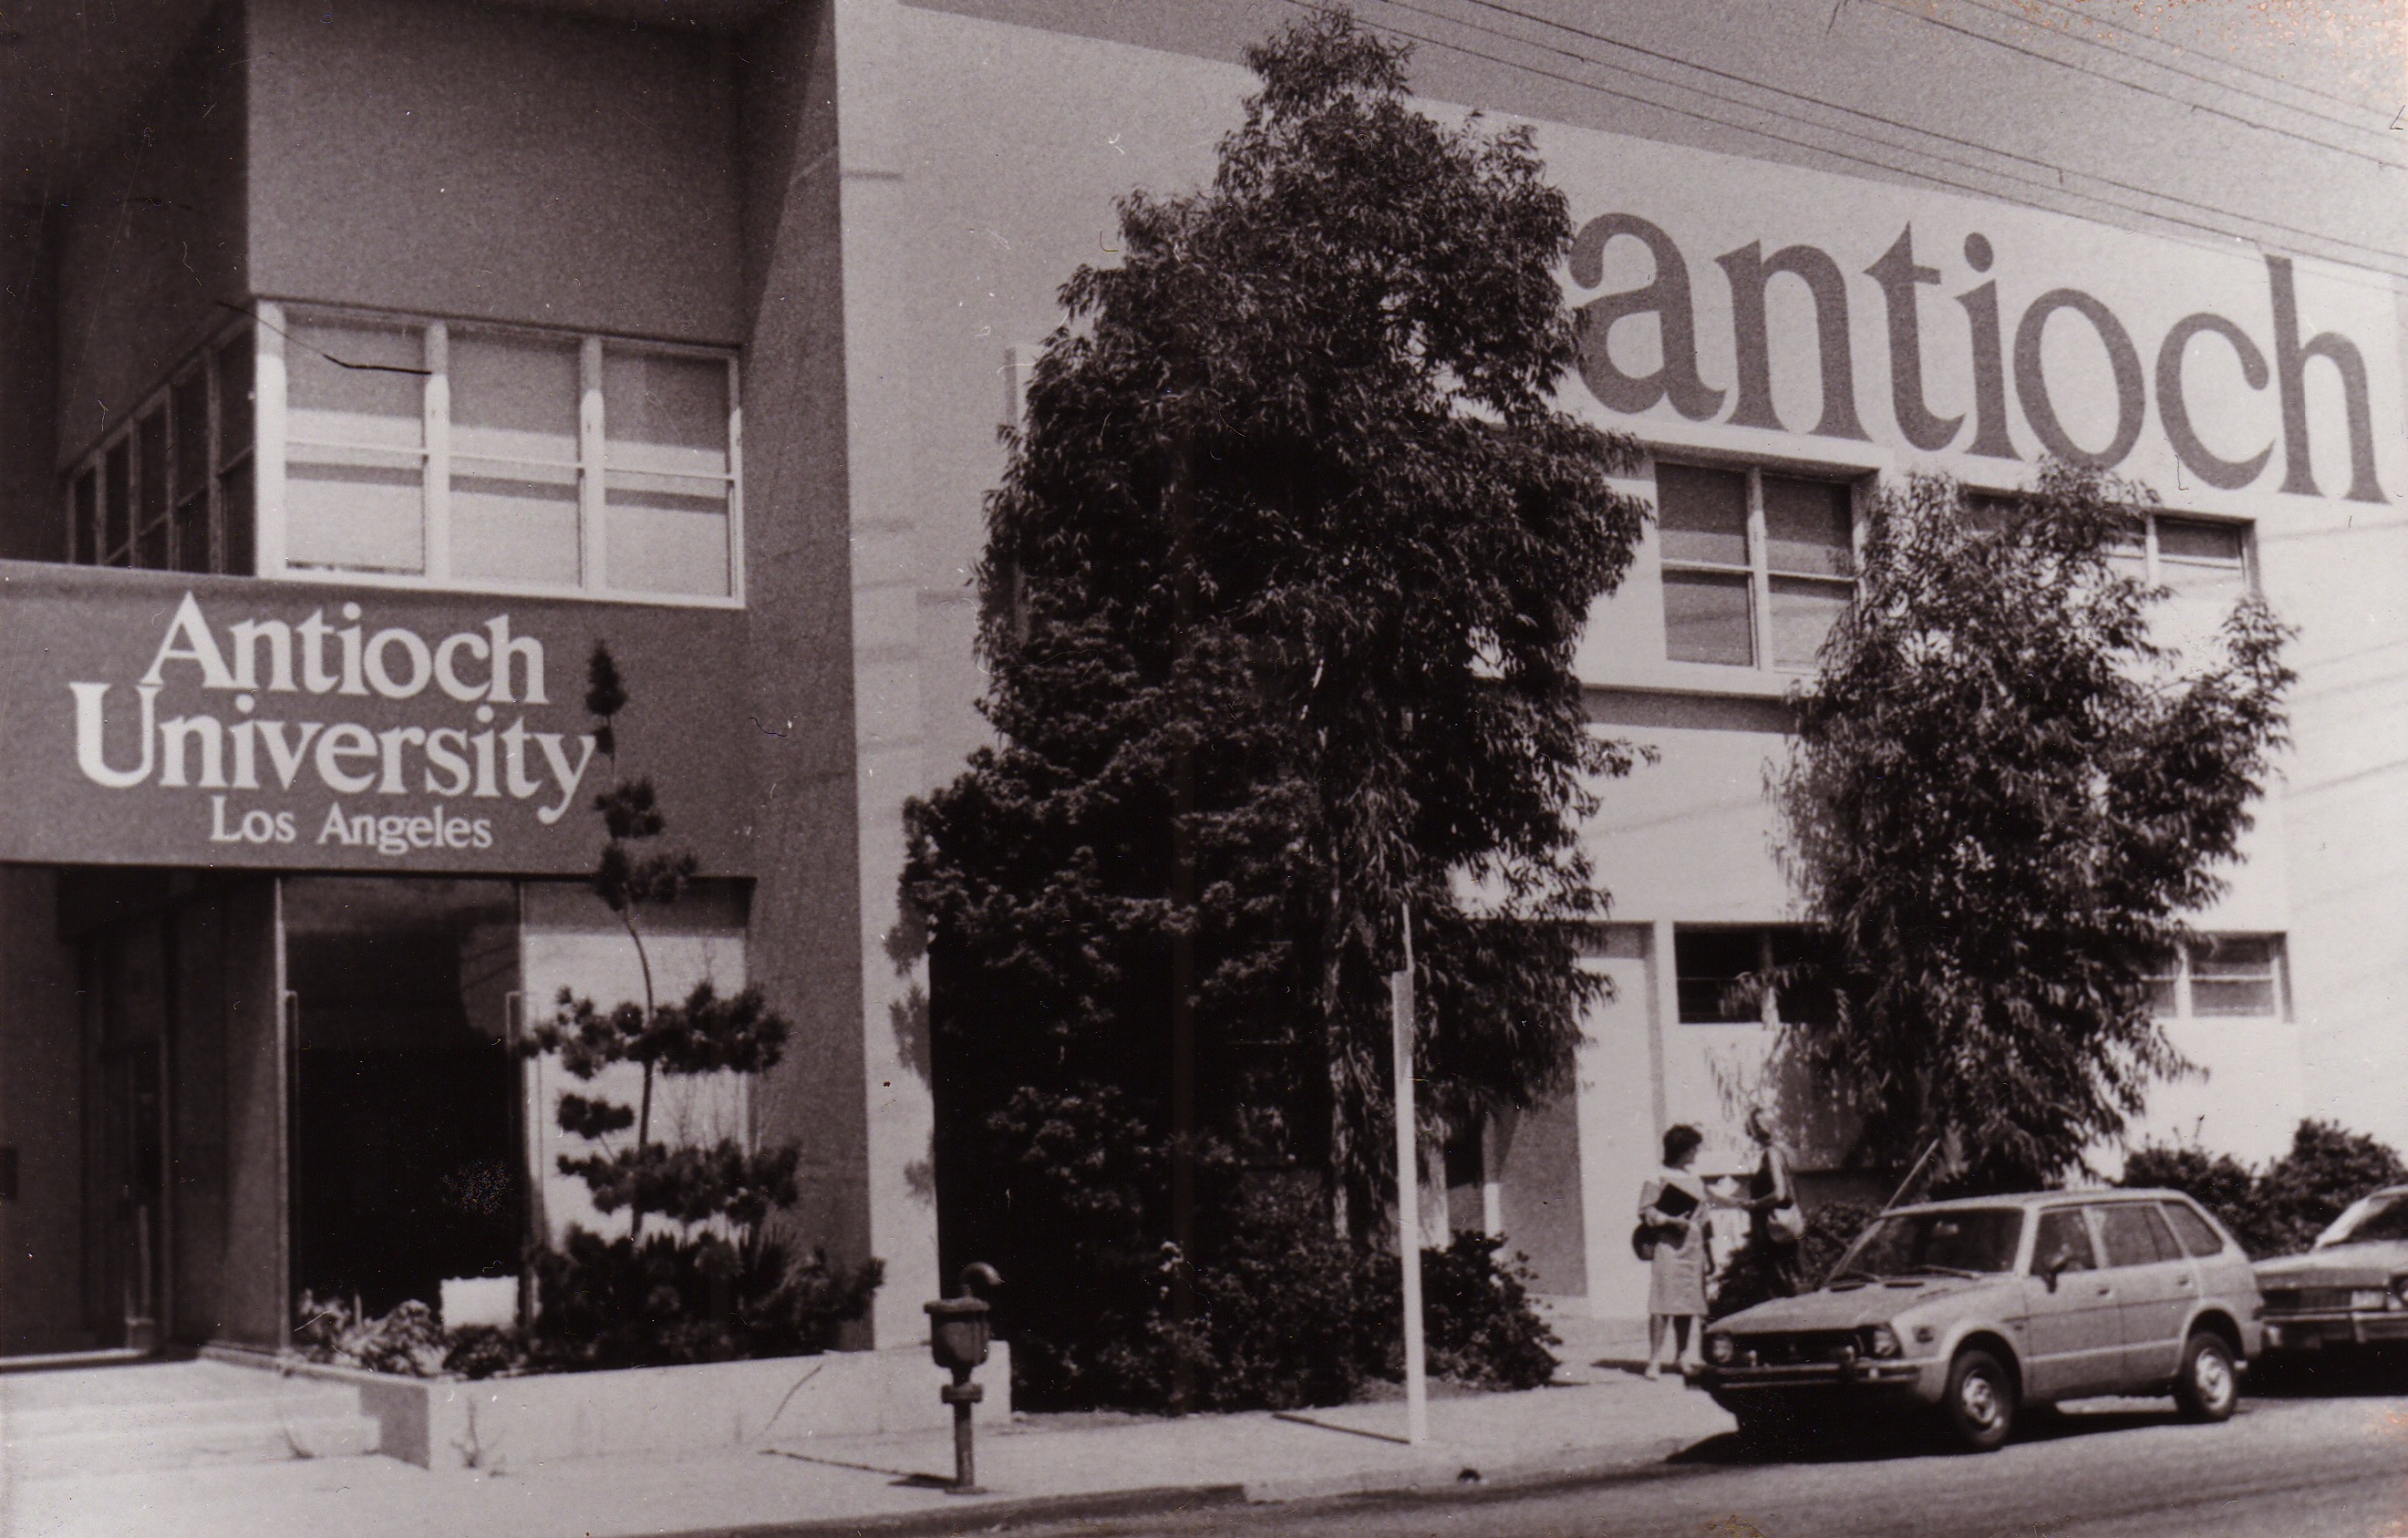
[207,1343,1010,1470]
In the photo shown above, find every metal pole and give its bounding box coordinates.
[1168,432,1197,1415]
[1392,902,1428,1446]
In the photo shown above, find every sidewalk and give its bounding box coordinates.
[1,1316,1733,1538]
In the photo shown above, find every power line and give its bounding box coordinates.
[1336,0,2408,284]
[1411,0,2408,273]
[1855,0,2403,172]
[2010,0,2394,127]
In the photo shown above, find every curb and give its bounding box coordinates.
[643,1435,1715,1538]
[649,1483,1251,1538]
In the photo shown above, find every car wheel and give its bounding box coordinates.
[1941,1347,2017,1452]
[2173,1332,2239,1422]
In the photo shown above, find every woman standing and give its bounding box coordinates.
[1738,1107,1803,1299]
[1638,1124,1710,1380]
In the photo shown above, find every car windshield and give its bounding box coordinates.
[1831,1208,2025,1280]
[2316,1192,2408,1247]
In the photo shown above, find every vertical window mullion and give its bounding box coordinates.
[1758,930,1779,1027]
[2175,940,2194,1021]
[424,321,451,583]
[579,335,607,593]
[254,304,289,578]
[1747,470,1772,670]
[2143,512,2160,586]
[206,340,224,573]
[724,355,744,605]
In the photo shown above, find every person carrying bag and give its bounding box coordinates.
[1637,1124,1711,1379]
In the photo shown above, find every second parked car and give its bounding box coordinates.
[2253,1184,2408,1368]
[1695,1190,2262,1451]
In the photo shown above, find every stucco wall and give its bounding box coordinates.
[52,3,246,466]
[246,0,743,344]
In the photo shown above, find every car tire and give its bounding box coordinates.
[1940,1347,2017,1453]
[2173,1331,2239,1422]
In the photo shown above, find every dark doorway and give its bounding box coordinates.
[285,878,523,1315]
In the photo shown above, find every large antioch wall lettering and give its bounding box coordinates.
[1571,214,2385,504]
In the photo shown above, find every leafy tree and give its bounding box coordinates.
[518,645,879,1367]
[1779,463,2293,1192]
[903,10,1643,1403]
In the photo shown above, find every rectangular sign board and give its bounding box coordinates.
[0,563,754,875]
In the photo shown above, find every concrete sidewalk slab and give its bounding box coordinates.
[2,1371,1732,1538]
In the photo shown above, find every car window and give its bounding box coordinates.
[2162,1203,2227,1257]
[2031,1209,2097,1275]
[1837,1208,2024,1276]
[2094,1203,2180,1267]
[2318,1192,2408,1247]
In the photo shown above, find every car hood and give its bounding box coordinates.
[1713,1277,1998,1333]
[2255,1241,2408,1286]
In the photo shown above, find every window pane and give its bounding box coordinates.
[287,319,424,449]
[1767,930,1836,1026]
[1965,493,2021,538]
[2095,1203,2177,1267]
[2156,517,2246,572]
[104,440,131,564]
[604,350,728,478]
[173,492,212,574]
[172,370,210,497]
[450,332,584,585]
[1664,570,1753,666]
[2190,937,2278,1017]
[2104,511,2148,577]
[453,462,581,585]
[605,471,729,596]
[71,469,98,565]
[452,332,579,464]
[2144,975,2179,1017]
[220,460,254,575]
[1762,476,1853,577]
[2163,1203,2226,1257]
[217,330,254,463]
[1655,464,1749,567]
[1675,928,1762,1024]
[1769,577,1849,670]
[2031,1209,2096,1275]
[286,446,425,575]
[136,409,169,569]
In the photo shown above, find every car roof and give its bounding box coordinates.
[1886,1189,2201,1216]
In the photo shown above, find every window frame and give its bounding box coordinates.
[255,300,746,608]
[1654,458,1863,674]
[2144,934,2289,1022]
[63,318,253,575]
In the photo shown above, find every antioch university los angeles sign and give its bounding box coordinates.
[0,568,752,874]
[1533,121,2403,508]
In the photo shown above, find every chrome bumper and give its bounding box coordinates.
[1696,1358,1930,1395]
[2262,1313,2408,1350]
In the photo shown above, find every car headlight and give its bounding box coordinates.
[2391,1276,2408,1308]
[1865,1325,1903,1359]
[1706,1333,1735,1365]
[2351,1289,2390,1312]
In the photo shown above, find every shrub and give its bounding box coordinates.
[1393,1233,1560,1391]
[1710,1199,1884,1318]
[2248,1120,2406,1257]
[2120,1120,2405,1258]
[528,1230,883,1373]
[294,1294,451,1378]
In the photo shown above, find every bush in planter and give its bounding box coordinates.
[1710,1198,1884,1319]
[515,646,882,1369]
[295,1293,453,1378]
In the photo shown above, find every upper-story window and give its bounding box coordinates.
[65,321,256,575]
[64,305,742,605]
[1673,925,1835,1026]
[1970,496,2250,655]
[1656,462,1856,672]
[2144,934,2288,1020]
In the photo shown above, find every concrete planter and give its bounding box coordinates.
[208,1343,1010,1470]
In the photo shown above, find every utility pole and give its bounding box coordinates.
[1391,901,1429,1446]
[1168,431,1198,1414]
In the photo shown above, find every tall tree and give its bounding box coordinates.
[1779,464,2293,1192]
[903,11,1644,1401]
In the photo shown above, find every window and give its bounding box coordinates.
[1967,497,2251,643]
[2146,935,2287,1020]
[270,306,741,601]
[2093,1203,2180,1268]
[1656,462,1855,671]
[2161,1203,2227,1258]
[1672,926,1834,1025]
[2031,1208,2097,1275]
[65,323,253,573]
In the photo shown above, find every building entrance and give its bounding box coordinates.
[284,878,526,1316]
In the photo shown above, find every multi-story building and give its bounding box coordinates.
[1,0,2399,1356]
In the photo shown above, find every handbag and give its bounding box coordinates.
[1631,1223,1681,1262]
[1767,1202,1807,1244]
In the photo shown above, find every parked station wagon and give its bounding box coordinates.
[2253,1184,2408,1365]
[1696,1190,2262,1451]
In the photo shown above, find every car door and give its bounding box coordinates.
[2020,1205,2122,1399]
[2092,1202,2197,1385]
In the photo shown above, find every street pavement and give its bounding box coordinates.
[994,1386,2408,1538]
